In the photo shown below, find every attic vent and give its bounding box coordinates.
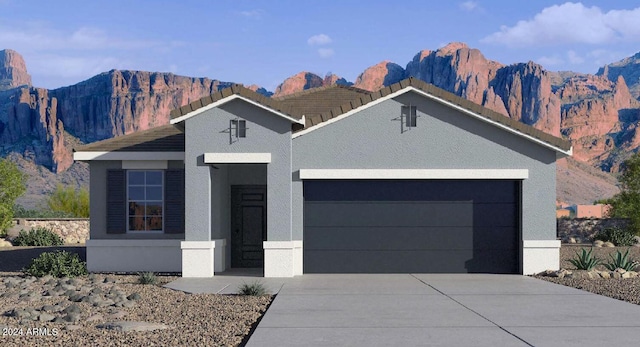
[230,118,247,139]
[401,105,417,132]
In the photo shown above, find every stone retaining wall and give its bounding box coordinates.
[9,219,89,244]
[557,218,629,243]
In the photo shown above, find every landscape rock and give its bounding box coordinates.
[38,312,56,322]
[97,321,171,332]
[86,313,103,322]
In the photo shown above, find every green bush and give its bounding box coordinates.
[47,185,89,218]
[604,249,639,271]
[13,205,75,218]
[23,251,87,278]
[12,227,64,246]
[0,159,26,237]
[594,227,636,246]
[237,281,268,296]
[568,248,601,271]
[138,272,158,285]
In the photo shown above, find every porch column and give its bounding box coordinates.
[182,155,216,277]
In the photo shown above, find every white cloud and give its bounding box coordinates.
[588,49,630,66]
[239,9,264,19]
[307,34,332,46]
[482,2,640,47]
[459,1,478,12]
[317,48,334,58]
[0,24,161,51]
[566,50,584,64]
[28,54,127,79]
[537,55,564,66]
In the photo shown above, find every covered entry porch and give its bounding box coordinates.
[180,153,299,278]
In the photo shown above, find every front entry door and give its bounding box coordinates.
[231,185,267,268]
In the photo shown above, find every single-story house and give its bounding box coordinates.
[73,77,572,277]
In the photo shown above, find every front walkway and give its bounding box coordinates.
[167,274,640,346]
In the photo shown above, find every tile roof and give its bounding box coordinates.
[76,124,184,152]
[77,77,571,153]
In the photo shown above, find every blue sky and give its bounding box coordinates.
[1,1,639,90]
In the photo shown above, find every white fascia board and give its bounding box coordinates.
[292,86,571,156]
[74,151,184,161]
[204,153,272,164]
[170,94,304,125]
[298,169,529,180]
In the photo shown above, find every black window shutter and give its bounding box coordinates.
[106,170,126,234]
[164,170,185,234]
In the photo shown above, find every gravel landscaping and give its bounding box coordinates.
[536,245,640,305]
[0,247,272,347]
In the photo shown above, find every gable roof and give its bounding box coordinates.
[273,84,370,118]
[77,124,184,152]
[76,78,571,155]
[294,78,571,153]
[169,84,305,125]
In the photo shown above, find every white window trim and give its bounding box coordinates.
[126,170,164,234]
[298,169,529,180]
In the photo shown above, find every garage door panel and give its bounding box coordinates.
[304,250,516,274]
[473,204,518,227]
[304,180,517,203]
[302,180,520,274]
[304,226,476,250]
[472,227,518,249]
[304,202,473,227]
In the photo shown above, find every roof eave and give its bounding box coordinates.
[170,94,305,125]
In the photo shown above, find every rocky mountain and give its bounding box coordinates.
[0,49,31,90]
[2,44,640,207]
[597,52,640,99]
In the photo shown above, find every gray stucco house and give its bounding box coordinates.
[74,77,572,277]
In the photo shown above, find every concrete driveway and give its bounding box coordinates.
[243,274,640,346]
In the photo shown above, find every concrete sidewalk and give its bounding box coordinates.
[243,274,640,346]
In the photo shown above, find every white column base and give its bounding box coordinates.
[263,241,302,277]
[212,239,227,273]
[522,240,561,275]
[181,241,219,277]
[87,239,182,273]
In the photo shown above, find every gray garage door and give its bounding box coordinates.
[303,180,520,274]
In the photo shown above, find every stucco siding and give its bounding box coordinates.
[184,99,293,242]
[292,91,557,241]
[89,160,185,240]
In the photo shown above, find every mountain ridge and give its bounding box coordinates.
[2,43,639,207]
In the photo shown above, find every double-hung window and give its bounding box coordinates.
[127,170,163,232]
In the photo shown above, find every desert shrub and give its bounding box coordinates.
[13,205,75,218]
[47,185,89,218]
[604,249,639,271]
[568,248,601,271]
[594,227,636,246]
[11,227,64,246]
[237,281,268,296]
[0,159,26,237]
[138,271,158,285]
[23,250,87,277]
